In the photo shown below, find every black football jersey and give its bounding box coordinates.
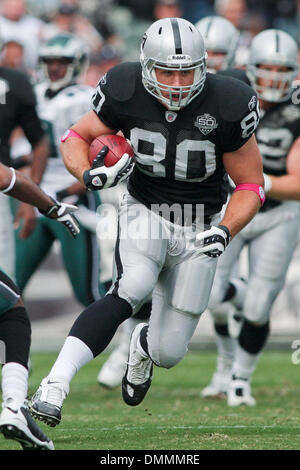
[0,67,45,166]
[92,62,259,220]
[219,68,300,211]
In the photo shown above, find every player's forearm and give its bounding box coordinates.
[266,174,300,200]
[30,136,49,184]
[219,191,261,238]
[61,139,91,185]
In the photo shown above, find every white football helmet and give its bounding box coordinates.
[247,29,299,103]
[195,16,239,73]
[140,18,207,111]
[39,33,89,92]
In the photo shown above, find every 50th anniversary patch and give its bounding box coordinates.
[194,113,218,135]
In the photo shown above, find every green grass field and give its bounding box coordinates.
[1,350,300,451]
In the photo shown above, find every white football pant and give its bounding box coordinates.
[109,194,222,368]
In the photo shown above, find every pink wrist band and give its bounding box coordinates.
[233,183,265,205]
[61,129,88,143]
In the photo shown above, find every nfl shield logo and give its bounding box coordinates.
[165,111,177,123]
[194,113,218,135]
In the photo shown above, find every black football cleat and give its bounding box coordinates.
[122,323,153,406]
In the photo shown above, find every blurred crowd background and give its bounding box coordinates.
[1,0,300,86]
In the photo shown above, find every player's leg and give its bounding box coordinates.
[228,214,300,406]
[122,251,218,406]
[0,270,54,449]
[97,300,152,388]
[14,217,54,293]
[95,187,152,388]
[201,233,246,398]
[29,195,168,425]
[58,192,106,305]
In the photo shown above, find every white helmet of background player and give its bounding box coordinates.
[39,33,89,91]
[195,16,239,73]
[247,29,299,103]
[140,17,207,111]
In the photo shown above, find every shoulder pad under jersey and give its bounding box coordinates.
[105,62,140,102]
[217,68,250,86]
[210,73,257,122]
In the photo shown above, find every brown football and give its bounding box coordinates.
[88,134,134,167]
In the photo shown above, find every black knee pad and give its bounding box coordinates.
[239,319,270,355]
[0,306,31,368]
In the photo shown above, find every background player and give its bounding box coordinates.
[0,162,79,450]
[15,33,107,307]
[0,30,48,282]
[202,29,300,406]
[195,16,239,73]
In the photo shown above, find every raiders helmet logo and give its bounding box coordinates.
[141,33,147,50]
[194,114,218,135]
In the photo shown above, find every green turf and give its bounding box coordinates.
[1,351,300,450]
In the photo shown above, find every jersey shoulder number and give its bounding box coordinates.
[92,62,139,113]
[208,74,259,151]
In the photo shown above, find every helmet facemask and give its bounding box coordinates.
[39,33,89,92]
[247,29,299,103]
[141,55,206,111]
[40,58,77,92]
[205,52,228,73]
[247,64,298,103]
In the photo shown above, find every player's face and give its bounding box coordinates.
[206,51,227,73]
[257,64,290,92]
[155,68,195,105]
[44,58,71,82]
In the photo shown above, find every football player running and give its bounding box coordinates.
[202,29,300,406]
[29,18,264,426]
[15,33,107,307]
[0,163,79,450]
[96,14,241,390]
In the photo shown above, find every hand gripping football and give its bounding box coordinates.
[88,134,134,167]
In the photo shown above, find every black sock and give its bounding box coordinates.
[69,294,132,357]
[134,301,152,321]
[223,282,236,302]
[0,307,31,369]
[214,322,230,337]
[239,319,270,355]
